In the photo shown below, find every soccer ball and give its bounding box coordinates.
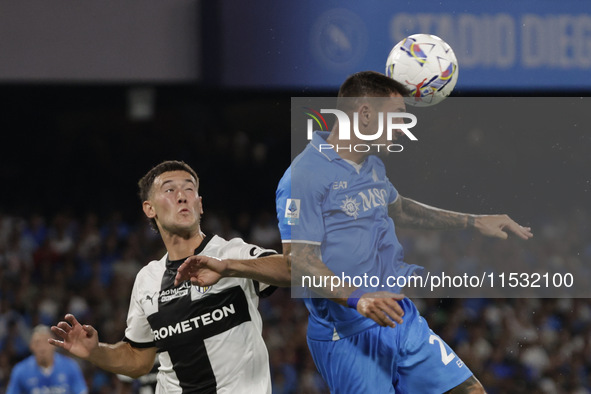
[386,34,459,107]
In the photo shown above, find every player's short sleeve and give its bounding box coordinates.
[276,166,325,244]
[5,363,24,394]
[385,174,399,205]
[124,271,156,348]
[224,238,278,297]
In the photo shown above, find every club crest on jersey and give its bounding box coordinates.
[195,286,212,294]
[284,198,300,225]
[340,195,361,219]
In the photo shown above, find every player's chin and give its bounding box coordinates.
[374,149,391,159]
[372,144,399,158]
[171,221,199,235]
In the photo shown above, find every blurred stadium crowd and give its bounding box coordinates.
[0,205,589,393]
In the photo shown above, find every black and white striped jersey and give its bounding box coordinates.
[124,235,277,394]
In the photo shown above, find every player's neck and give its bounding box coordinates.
[37,358,54,371]
[326,129,367,164]
[162,229,205,260]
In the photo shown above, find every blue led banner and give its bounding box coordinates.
[221,0,591,90]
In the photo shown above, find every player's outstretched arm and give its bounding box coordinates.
[471,214,533,240]
[175,254,291,287]
[389,196,533,240]
[285,243,405,328]
[49,314,156,379]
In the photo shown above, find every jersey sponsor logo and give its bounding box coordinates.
[147,286,252,347]
[284,198,301,225]
[149,286,253,391]
[159,281,191,303]
[332,181,348,190]
[340,195,361,219]
[26,379,67,394]
[358,188,388,212]
[152,304,237,340]
[31,387,67,394]
[340,189,388,219]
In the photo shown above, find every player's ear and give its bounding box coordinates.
[358,103,371,127]
[199,196,204,215]
[143,200,156,219]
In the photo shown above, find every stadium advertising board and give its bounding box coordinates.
[221,0,591,90]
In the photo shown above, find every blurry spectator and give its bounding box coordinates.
[0,207,589,393]
[77,213,101,261]
[6,325,87,394]
[0,320,29,365]
[48,213,75,257]
[21,214,48,250]
[116,359,159,394]
[111,245,142,283]
[249,211,281,249]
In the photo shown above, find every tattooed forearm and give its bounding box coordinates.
[445,375,486,394]
[283,243,353,303]
[389,196,475,230]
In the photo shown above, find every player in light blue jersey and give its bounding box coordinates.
[7,325,87,394]
[275,71,533,393]
[174,72,533,392]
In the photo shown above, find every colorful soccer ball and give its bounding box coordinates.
[386,34,459,107]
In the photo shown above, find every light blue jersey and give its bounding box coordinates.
[6,353,88,394]
[277,131,421,340]
[276,132,471,392]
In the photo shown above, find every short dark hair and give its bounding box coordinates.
[138,160,199,230]
[338,71,410,98]
[336,71,409,113]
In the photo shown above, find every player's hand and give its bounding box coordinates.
[175,255,228,287]
[356,292,406,328]
[474,214,533,240]
[49,314,99,360]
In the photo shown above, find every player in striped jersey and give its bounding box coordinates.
[49,160,290,393]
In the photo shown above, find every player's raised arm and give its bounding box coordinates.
[175,253,291,287]
[389,195,533,240]
[285,243,405,328]
[49,314,156,379]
